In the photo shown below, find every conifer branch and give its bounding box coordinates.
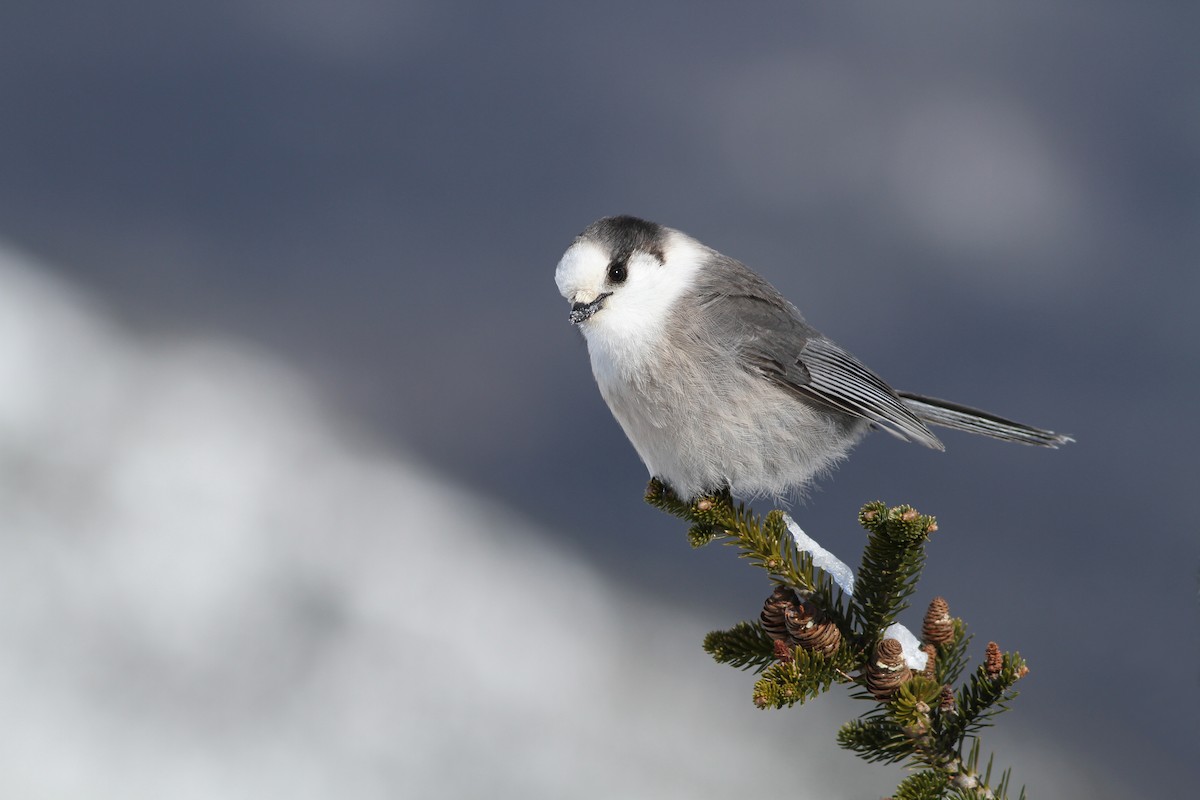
[752,646,858,709]
[931,619,973,686]
[945,648,1028,742]
[702,622,776,672]
[646,481,1031,800]
[895,769,953,800]
[851,502,936,638]
[645,478,851,631]
[837,716,915,764]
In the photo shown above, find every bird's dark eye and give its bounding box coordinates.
[607,259,628,284]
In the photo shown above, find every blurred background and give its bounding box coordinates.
[0,2,1196,797]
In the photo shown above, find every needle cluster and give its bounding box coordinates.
[646,479,1030,800]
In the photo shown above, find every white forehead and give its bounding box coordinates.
[554,239,609,299]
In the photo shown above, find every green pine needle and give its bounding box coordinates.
[686,523,718,548]
[851,503,937,637]
[702,622,777,672]
[933,618,973,686]
[949,652,1027,741]
[894,769,950,800]
[645,479,853,630]
[836,717,914,764]
[752,646,853,709]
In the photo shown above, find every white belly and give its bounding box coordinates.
[586,333,865,500]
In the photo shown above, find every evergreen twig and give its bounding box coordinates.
[647,481,1030,800]
[851,502,936,638]
[702,622,776,672]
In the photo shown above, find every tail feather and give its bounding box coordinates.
[897,392,1073,448]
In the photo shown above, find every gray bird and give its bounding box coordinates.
[555,215,1070,500]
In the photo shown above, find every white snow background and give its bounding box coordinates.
[0,245,1136,798]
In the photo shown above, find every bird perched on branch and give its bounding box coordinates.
[555,215,1070,500]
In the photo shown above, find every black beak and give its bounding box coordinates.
[569,292,612,325]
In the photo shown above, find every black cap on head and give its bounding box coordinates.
[580,215,667,263]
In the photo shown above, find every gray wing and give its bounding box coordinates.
[695,259,943,449]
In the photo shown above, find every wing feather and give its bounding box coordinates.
[797,338,943,449]
[692,259,942,450]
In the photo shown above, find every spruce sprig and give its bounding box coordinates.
[895,769,951,800]
[646,478,851,631]
[702,622,776,672]
[851,502,937,636]
[948,651,1027,741]
[752,645,859,709]
[646,481,1031,800]
[932,618,973,686]
[837,716,916,764]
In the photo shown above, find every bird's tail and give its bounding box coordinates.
[897,392,1073,448]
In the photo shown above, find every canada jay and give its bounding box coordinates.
[555,215,1070,500]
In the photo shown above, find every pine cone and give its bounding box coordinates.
[939,684,956,714]
[985,641,1003,679]
[920,643,937,680]
[922,597,954,645]
[760,586,800,643]
[864,638,912,700]
[783,600,842,655]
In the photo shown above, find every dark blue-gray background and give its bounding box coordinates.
[1,1,1195,793]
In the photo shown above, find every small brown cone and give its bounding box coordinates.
[783,600,842,655]
[920,643,937,679]
[923,597,954,645]
[760,586,800,644]
[864,638,912,700]
[985,641,1003,679]
[939,684,956,714]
